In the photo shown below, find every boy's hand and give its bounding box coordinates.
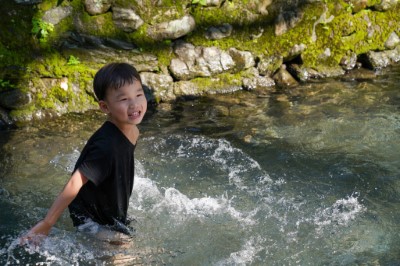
[20,220,52,246]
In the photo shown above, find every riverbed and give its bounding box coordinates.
[0,65,399,265]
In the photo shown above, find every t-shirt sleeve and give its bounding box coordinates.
[77,141,112,186]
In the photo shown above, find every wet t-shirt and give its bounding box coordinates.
[68,121,135,232]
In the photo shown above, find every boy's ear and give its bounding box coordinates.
[98,100,109,114]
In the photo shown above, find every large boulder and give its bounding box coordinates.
[112,7,144,33]
[147,15,196,41]
[140,72,175,102]
[169,41,235,80]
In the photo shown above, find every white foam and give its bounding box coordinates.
[132,161,256,225]
[314,193,366,233]
[216,236,264,265]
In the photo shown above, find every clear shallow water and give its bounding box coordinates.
[0,65,399,265]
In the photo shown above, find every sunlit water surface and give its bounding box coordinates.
[1,65,399,265]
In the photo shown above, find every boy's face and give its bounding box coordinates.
[99,80,147,129]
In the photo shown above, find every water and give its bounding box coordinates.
[0,65,399,265]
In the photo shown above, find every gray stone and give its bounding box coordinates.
[84,0,112,16]
[173,81,201,98]
[140,72,175,102]
[340,51,358,71]
[205,23,233,40]
[112,7,144,33]
[42,6,73,25]
[285,43,307,61]
[242,76,275,90]
[287,64,319,82]
[374,0,399,11]
[363,46,400,69]
[204,0,222,6]
[385,32,400,50]
[169,41,235,80]
[228,48,255,71]
[0,89,32,110]
[147,15,196,41]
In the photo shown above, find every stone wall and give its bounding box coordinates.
[0,0,399,125]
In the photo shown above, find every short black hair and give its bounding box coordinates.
[93,62,142,101]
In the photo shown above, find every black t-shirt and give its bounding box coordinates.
[68,121,135,231]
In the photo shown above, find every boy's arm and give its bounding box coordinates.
[22,169,88,241]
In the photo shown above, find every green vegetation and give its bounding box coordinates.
[31,18,54,43]
[67,55,80,65]
[192,0,207,6]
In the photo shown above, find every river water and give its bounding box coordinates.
[0,65,399,265]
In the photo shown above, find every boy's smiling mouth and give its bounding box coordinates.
[129,111,141,119]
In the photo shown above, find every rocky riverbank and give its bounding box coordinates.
[0,0,399,126]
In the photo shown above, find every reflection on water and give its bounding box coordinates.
[0,65,399,265]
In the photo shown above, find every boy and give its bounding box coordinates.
[23,62,147,244]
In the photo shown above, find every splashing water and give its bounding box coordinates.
[1,65,399,264]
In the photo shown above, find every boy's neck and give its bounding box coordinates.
[108,120,139,145]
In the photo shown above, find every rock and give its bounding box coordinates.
[289,64,345,80]
[103,38,137,50]
[140,72,175,102]
[42,6,73,25]
[147,15,196,41]
[273,65,299,88]
[340,51,358,71]
[349,0,368,13]
[257,55,283,77]
[84,0,112,16]
[112,7,144,33]
[169,41,235,80]
[287,64,321,82]
[61,32,137,50]
[341,68,377,81]
[361,46,400,69]
[205,23,233,40]
[204,0,222,6]
[285,43,307,61]
[173,81,201,98]
[374,0,399,11]
[313,65,346,78]
[242,76,275,90]
[228,48,255,71]
[0,107,13,128]
[275,9,304,36]
[0,89,32,110]
[14,0,41,4]
[385,32,400,50]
